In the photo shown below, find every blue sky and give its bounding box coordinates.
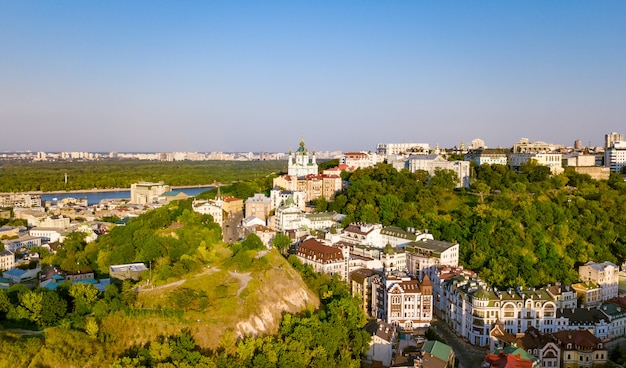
[1,1,625,152]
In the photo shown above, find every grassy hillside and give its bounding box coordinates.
[99,249,319,351]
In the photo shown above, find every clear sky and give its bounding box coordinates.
[1,1,625,152]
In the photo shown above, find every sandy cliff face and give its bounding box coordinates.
[235,277,318,337]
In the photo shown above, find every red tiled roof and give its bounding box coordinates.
[484,353,533,368]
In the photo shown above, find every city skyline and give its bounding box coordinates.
[1,1,625,152]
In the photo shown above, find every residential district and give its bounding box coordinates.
[2,133,626,368]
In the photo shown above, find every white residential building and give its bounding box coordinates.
[28,228,63,243]
[405,155,471,188]
[509,152,564,174]
[340,151,381,170]
[269,189,306,211]
[192,199,223,227]
[372,272,433,330]
[605,141,626,173]
[376,143,430,157]
[406,239,459,280]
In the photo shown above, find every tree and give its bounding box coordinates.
[85,317,99,339]
[473,182,491,203]
[241,233,265,251]
[272,233,292,255]
[69,283,100,314]
[429,169,458,191]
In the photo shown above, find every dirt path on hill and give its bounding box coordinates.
[138,279,185,292]
[229,271,252,296]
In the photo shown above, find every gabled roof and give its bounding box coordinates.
[422,340,452,363]
[389,279,421,293]
[517,326,557,350]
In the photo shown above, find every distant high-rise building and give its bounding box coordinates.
[470,138,486,150]
[605,132,624,149]
[574,139,583,150]
[605,141,626,173]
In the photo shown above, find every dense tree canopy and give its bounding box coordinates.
[330,163,626,288]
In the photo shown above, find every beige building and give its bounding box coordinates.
[245,193,272,221]
[296,238,350,280]
[130,181,171,204]
[0,250,15,271]
[513,138,562,153]
[272,174,341,202]
[222,196,243,215]
[571,281,602,307]
[579,261,619,301]
[563,154,611,180]
[0,194,42,208]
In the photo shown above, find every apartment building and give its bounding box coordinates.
[579,261,619,302]
[372,272,433,330]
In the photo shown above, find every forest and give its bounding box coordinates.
[321,162,626,288]
[0,160,287,192]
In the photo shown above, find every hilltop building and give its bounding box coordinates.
[398,155,470,188]
[376,142,430,158]
[288,138,318,177]
[340,151,382,170]
[464,148,509,167]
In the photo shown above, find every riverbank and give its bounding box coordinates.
[1,184,219,196]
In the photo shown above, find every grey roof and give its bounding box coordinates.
[406,238,456,256]
[557,308,606,324]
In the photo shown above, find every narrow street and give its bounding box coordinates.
[431,319,488,368]
[223,211,244,243]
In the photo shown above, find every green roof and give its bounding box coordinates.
[422,340,452,362]
[497,346,537,362]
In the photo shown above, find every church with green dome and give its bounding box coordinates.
[287,138,318,177]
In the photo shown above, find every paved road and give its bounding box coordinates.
[223,211,244,243]
[431,319,487,368]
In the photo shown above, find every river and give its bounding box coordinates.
[40,186,214,205]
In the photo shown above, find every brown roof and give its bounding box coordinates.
[350,268,376,283]
[297,238,343,263]
[517,327,556,350]
[552,329,600,350]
